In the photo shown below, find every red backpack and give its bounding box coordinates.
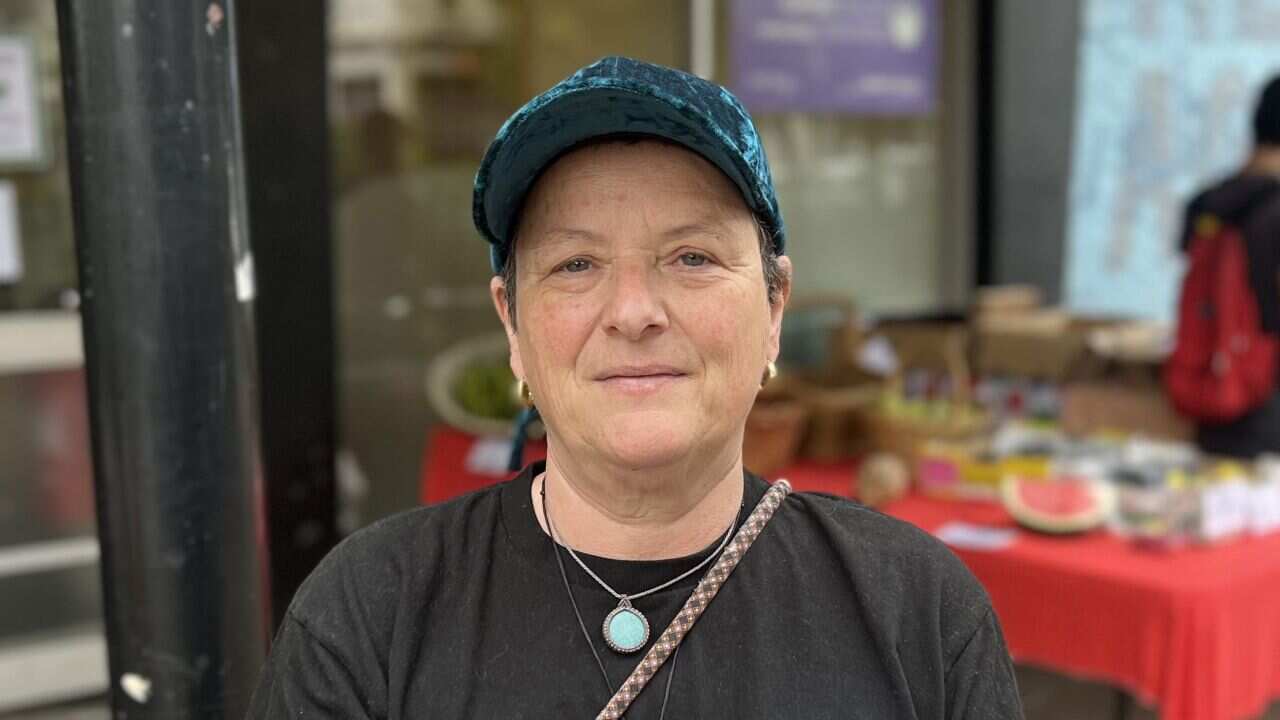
[1165,196,1279,422]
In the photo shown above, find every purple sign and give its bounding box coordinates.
[730,0,938,115]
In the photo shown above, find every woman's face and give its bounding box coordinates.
[490,139,791,471]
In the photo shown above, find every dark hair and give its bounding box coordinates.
[1254,73,1280,146]
[501,216,784,331]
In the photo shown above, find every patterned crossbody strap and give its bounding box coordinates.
[596,479,792,720]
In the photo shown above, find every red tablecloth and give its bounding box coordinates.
[421,427,1280,720]
[894,497,1280,720]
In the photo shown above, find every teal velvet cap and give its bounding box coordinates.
[472,56,787,273]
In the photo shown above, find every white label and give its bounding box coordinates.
[464,436,515,477]
[1201,483,1248,542]
[1250,482,1280,536]
[935,522,1018,552]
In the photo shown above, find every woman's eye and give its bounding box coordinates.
[679,252,709,267]
[560,258,591,273]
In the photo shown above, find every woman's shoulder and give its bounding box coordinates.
[285,479,512,639]
[779,487,993,626]
[786,489,942,551]
[775,489,1014,702]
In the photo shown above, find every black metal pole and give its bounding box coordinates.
[974,0,997,288]
[235,0,338,631]
[56,1,270,718]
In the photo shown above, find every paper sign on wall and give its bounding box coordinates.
[0,181,21,283]
[0,34,45,168]
[730,0,938,115]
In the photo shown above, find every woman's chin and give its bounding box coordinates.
[593,412,700,469]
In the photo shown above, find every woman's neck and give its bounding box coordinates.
[530,440,746,561]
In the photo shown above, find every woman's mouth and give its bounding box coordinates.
[596,367,688,395]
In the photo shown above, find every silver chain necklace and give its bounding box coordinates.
[542,476,738,654]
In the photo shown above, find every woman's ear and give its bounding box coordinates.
[767,256,793,361]
[490,275,525,379]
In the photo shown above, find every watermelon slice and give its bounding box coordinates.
[1002,475,1115,534]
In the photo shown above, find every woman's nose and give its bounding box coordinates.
[600,261,669,341]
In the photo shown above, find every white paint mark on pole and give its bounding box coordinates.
[235,252,255,302]
[121,673,152,704]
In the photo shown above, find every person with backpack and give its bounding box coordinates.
[1168,74,1280,458]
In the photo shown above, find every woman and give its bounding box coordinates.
[249,57,1023,719]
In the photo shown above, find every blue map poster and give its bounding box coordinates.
[1064,0,1280,320]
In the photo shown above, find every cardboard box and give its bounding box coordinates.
[974,315,1120,382]
[974,285,1044,314]
[877,322,968,374]
[1060,381,1192,441]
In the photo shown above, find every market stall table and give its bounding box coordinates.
[421,427,1280,720]
[419,427,854,505]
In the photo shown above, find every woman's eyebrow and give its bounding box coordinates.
[662,221,729,241]
[540,227,602,241]
[523,228,602,259]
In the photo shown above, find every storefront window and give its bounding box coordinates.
[0,1,105,712]
[0,2,76,313]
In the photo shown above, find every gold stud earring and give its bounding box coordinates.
[513,378,534,407]
[761,361,778,387]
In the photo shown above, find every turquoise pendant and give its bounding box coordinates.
[603,598,650,654]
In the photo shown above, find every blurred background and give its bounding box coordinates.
[4,0,1280,718]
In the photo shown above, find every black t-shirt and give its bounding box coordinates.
[247,464,1022,719]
